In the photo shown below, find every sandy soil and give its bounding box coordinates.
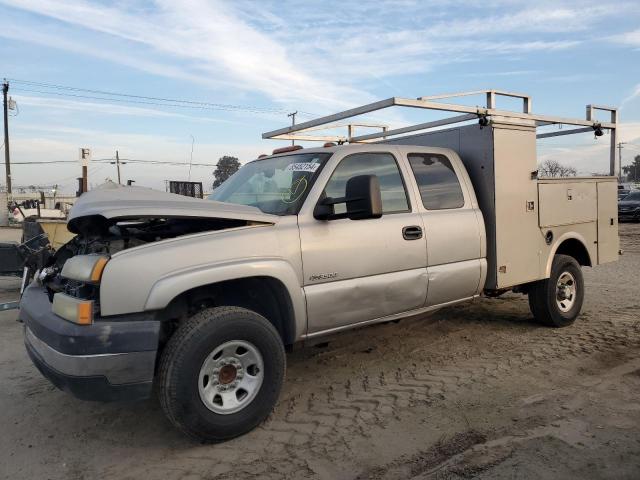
[1,224,639,480]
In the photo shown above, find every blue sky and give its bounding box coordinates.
[1,0,640,192]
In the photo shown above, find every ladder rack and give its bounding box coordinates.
[262,89,619,176]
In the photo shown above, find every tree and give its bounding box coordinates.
[538,159,577,178]
[622,155,640,182]
[212,156,240,188]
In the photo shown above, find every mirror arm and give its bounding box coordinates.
[320,195,366,206]
[319,196,346,206]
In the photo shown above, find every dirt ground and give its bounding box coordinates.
[1,224,639,480]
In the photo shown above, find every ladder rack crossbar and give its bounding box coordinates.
[261,90,619,175]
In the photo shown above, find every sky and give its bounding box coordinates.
[1,0,640,193]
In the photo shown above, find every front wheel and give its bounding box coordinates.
[528,254,584,328]
[158,306,285,442]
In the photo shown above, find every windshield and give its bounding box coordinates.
[208,152,332,215]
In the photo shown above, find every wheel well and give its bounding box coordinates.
[555,238,591,267]
[160,277,296,346]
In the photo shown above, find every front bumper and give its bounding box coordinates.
[20,284,160,402]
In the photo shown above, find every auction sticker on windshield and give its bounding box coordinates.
[285,162,321,173]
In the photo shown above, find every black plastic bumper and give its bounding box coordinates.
[25,336,152,402]
[20,283,161,402]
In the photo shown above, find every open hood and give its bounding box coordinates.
[67,182,277,233]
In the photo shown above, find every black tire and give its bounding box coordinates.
[528,254,584,328]
[158,306,285,442]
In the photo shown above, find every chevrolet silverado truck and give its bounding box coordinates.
[20,91,620,442]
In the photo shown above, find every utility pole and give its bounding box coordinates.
[188,134,194,181]
[618,142,626,182]
[287,111,297,146]
[110,150,124,184]
[82,165,88,193]
[78,147,91,194]
[116,150,121,184]
[2,79,11,194]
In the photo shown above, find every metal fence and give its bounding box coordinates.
[167,181,204,198]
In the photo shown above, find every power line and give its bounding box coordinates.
[9,78,286,111]
[8,78,317,116]
[11,160,78,164]
[11,87,288,114]
[11,158,221,167]
[98,158,220,167]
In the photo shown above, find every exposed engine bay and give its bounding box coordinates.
[36,215,253,302]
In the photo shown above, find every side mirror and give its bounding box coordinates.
[314,174,383,220]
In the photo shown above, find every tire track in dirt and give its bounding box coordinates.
[99,302,639,480]
[95,225,640,479]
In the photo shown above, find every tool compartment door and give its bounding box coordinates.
[538,182,597,227]
[596,181,619,264]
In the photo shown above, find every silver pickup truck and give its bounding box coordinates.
[20,91,620,442]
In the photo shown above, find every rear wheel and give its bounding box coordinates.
[528,254,584,328]
[158,306,285,442]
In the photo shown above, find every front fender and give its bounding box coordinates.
[144,258,306,339]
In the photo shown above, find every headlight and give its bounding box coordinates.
[53,293,94,325]
[61,254,109,283]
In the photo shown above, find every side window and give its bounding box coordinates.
[323,152,409,214]
[408,153,465,210]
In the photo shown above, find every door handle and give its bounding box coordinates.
[402,225,423,240]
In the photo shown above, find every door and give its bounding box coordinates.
[405,151,483,305]
[299,150,428,334]
[596,181,619,264]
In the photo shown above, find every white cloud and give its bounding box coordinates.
[13,95,242,123]
[0,0,623,112]
[620,84,640,109]
[0,22,219,89]
[0,0,371,110]
[610,28,640,47]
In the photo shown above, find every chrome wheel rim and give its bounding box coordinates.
[556,271,577,313]
[198,340,264,415]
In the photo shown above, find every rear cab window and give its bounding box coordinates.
[407,153,465,210]
[323,152,410,214]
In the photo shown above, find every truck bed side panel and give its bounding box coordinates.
[537,177,618,268]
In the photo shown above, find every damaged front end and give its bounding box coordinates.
[36,182,277,313]
[40,215,252,307]
[19,183,277,402]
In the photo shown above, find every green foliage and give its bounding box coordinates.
[213,156,241,188]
